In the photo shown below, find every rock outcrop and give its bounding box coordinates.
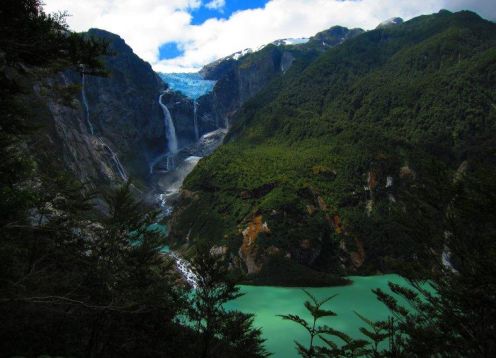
[196,26,364,129]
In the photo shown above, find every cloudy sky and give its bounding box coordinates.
[44,0,496,73]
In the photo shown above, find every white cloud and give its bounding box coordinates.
[205,0,226,10]
[43,0,496,73]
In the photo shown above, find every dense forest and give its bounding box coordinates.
[172,9,496,283]
[1,1,495,357]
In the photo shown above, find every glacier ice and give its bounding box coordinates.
[159,72,216,100]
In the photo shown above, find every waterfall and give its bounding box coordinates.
[110,149,128,181]
[169,251,198,288]
[81,72,95,135]
[98,137,128,181]
[159,93,178,171]
[193,100,199,141]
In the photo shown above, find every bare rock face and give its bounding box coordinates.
[79,29,166,180]
[196,26,364,132]
[239,215,270,274]
[376,17,404,29]
[44,88,97,182]
[210,245,228,256]
[28,28,201,189]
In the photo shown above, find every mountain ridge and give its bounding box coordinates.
[169,10,496,285]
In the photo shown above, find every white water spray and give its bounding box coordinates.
[159,93,178,171]
[81,72,95,135]
[169,251,198,288]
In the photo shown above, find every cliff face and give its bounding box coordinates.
[29,27,212,191]
[196,26,364,129]
[18,28,207,193]
[80,29,166,181]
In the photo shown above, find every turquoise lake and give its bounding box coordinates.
[225,275,409,357]
[154,238,407,357]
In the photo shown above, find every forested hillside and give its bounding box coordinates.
[171,10,496,284]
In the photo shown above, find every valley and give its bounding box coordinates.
[2,2,496,357]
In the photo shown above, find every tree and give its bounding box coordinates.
[373,168,496,357]
[280,290,369,357]
[187,244,269,358]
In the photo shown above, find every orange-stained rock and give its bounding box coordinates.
[239,215,270,274]
[332,214,343,234]
[306,204,317,216]
[367,171,378,191]
[399,165,415,179]
[350,238,366,268]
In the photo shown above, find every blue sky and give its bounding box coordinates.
[160,0,270,60]
[45,0,496,72]
[191,0,269,25]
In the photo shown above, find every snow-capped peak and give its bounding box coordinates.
[376,17,404,29]
[230,48,253,60]
[272,37,309,46]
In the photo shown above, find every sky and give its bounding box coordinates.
[44,0,496,73]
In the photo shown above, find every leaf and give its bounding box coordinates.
[320,326,353,344]
[277,314,311,333]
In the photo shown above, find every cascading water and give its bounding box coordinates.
[97,137,128,181]
[109,149,128,181]
[169,251,198,288]
[159,93,178,171]
[193,100,199,141]
[81,72,95,135]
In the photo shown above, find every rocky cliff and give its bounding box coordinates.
[15,28,205,195]
[76,29,166,181]
[196,26,364,130]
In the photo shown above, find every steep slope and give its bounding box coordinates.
[196,26,364,129]
[78,29,166,181]
[25,28,203,191]
[170,10,496,284]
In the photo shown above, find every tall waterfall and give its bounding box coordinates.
[193,100,199,141]
[159,93,178,171]
[81,72,95,135]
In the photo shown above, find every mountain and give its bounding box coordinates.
[20,27,209,194]
[77,29,167,181]
[195,26,364,130]
[169,10,496,285]
[19,28,167,191]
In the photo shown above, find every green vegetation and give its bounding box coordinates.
[283,168,496,357]
[279,290,370,357]
[0,2,267,356]
[187,246,269,358]
[172,10,496,281]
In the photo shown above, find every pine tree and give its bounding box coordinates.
[187,244,269,358]
[372,168,496,357]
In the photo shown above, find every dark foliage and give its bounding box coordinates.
[173,10,496,280]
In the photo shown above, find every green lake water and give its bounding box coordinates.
[225,274,410,357]
[154,239,407,357]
